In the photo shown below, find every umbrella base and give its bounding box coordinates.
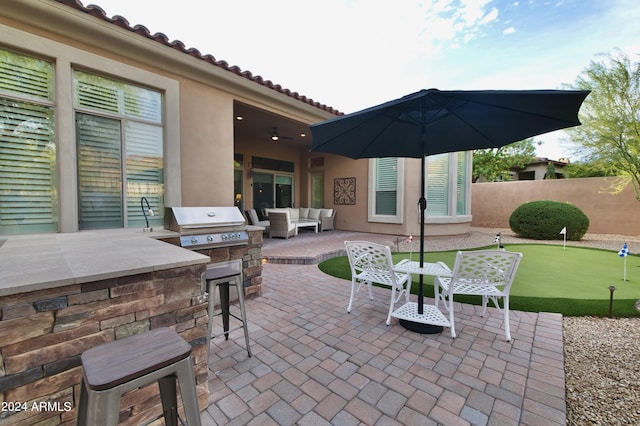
[391,302,450,335]
[399,319,443,334]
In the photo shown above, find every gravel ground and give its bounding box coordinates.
[405,228,640,425]
[564,317,640,425]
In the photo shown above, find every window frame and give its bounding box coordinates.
[73,69,165,230]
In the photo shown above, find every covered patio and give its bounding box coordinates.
[201,230,565,425]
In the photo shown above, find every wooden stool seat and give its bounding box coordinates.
[77,327,201,425]
[82,328,191,391]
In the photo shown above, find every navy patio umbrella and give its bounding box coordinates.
[310,88,589,332]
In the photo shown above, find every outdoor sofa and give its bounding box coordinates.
[263,207,335,232]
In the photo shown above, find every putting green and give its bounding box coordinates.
[318,244,640,316]
[505,244,640,299]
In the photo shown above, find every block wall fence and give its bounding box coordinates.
[471,177,640,236]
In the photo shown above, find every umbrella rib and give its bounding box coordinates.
[312,105,411,158]
[425,95,581,147]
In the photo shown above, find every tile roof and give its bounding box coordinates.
[56,0,342,116]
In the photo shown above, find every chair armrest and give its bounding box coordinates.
[436,261,451,273]
[320,214,335,231]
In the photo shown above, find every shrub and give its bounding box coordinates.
[509,200,589,240]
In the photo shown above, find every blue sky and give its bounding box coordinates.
[94,0,640,159]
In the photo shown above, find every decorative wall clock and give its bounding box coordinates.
[334,177,356,205]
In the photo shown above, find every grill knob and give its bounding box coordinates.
[207,235,214,242]
[190,237,198,244]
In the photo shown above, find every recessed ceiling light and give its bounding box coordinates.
[236,115,244,120]
[300,132,306,137]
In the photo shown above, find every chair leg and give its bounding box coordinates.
[366,280,373,300]
[235,276,252,357]
[174,358,202,426]
[158,375,178,426]
[503,296,511,342]
[76,378,89,425]
[347,279,356,313]
[481,295,488,317]
[206,281,216,349]
[386,286,396,326]
[449,297,456,339]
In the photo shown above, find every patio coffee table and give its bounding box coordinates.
[391,259,451,333]
[294,220,318,235]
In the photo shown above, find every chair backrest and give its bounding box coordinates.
[344,241,394,277]
[269,211,295,236]
[246,209,260,225]
[452,250,522,289]
[269,211,290,225]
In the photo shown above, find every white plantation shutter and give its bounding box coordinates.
[76,113,123,229]
[124,88,162,122]
[75,70,161,123]
[456,152,468,215]
[311,173,324,208]
[375,158,398,215]
[0,48,53,101]
[427,154,448,215]
[126,122,163,223]
[0,48,56,234]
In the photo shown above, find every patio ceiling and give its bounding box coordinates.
[233,102,314,150]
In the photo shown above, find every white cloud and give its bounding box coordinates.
[94,0,640,158]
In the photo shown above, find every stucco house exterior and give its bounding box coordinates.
[510,157,569,180]
[1,0,472,238]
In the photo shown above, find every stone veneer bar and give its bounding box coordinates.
[0,230,225,425]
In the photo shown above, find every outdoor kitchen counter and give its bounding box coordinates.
[0,228,209,297]
[0,229,213,424]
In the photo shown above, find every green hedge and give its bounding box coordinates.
[509,200,589,240]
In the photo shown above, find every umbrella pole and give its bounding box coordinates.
[418,155,426,315]
[398,154,443,334]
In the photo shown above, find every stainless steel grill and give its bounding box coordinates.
[165,206,249,249]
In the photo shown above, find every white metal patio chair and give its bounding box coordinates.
[344,241,411,326]
[435,250,523,341]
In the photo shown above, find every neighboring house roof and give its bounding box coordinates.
[57,0,342,116]
[526,157,570,166]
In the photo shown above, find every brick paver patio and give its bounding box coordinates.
[201,231,565,425]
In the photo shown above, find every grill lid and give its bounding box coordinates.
[167,206,245,229]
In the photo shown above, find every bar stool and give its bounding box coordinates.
[76,327,201,426]
[205,259,252,357]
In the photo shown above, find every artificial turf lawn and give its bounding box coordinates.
[317,244,640,317]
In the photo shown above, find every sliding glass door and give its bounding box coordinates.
[252,172,293,210]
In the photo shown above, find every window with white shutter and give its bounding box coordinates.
[368,157,403,223]
[376,158,398,215]
[426,154,449,216]
[74,70,163,230]
[0,48,56,234]
[456,152,468,215]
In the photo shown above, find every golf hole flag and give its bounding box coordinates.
[619,243,630,281]
[619,243,630,257]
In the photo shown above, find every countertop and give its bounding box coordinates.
[0,228,210,297]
